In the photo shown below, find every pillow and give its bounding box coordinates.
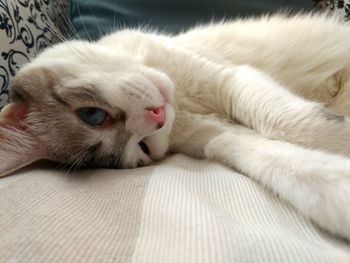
[315,0,350,20]
[0,0,68,110]
[70,0,314,40]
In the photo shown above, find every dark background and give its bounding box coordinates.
[70,0,314,40]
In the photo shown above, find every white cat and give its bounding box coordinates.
[1,13,350,241]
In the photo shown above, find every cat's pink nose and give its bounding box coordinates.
[145,106,165,128]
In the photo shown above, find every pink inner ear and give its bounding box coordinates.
[1,102,28,123]
[0,103,48,178]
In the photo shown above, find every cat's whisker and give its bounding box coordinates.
[74,1,93,42]
[113,7,117,32]
[53,143,91,176]
[47,0,79,41]
[39,4,69,43]
[68,153,86,177]
[67,139,105,176]
[89,9,105,39]
[39,5,126,87]
[72,156,85,175]
[62,161,77,176]
[36,0,107,70]
[64,151,86,177]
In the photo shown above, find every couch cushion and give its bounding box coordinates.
[1,155,350,262]
[0,0,68,110]
[70,0,313,40]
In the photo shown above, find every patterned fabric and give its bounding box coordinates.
[0,0,68,110]
[314,0,350,20]
[0,155,350,262]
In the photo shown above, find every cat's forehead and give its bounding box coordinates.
[16,40,146,100]
[14,38,173,112]
[29,40,139,73]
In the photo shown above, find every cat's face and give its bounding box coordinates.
[0,40,175,176]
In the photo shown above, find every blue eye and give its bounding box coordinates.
[76,107,108,126]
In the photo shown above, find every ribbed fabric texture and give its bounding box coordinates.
[0,155,349,262]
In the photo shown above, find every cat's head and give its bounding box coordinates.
[0,40,175,177]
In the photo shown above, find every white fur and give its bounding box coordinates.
[6,14,350,240]
[101,14,350,240]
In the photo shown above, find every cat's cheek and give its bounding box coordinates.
[125,105,170,137]
[143,133,169,160]
[125,114,159,137]
[121,134,153,168]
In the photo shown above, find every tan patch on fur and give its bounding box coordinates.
[55,85,109,107]
[329,70,344,98]
[10,68,56,103]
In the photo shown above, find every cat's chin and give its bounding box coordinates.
[120,132,169,169]
[121,104,175,168]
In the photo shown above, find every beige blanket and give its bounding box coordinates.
[1,154,349,262]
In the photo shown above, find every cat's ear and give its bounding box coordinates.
[10,67,55,103]
[0,103,48,178]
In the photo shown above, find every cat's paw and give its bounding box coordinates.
[306,165,350,240]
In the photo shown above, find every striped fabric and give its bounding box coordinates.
[0,155,349,262]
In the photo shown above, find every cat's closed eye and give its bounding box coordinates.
[138,140,150,155]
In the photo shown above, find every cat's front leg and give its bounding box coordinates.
[172,113,350,241]
[203,125,350,241]
[216,65,350,157]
